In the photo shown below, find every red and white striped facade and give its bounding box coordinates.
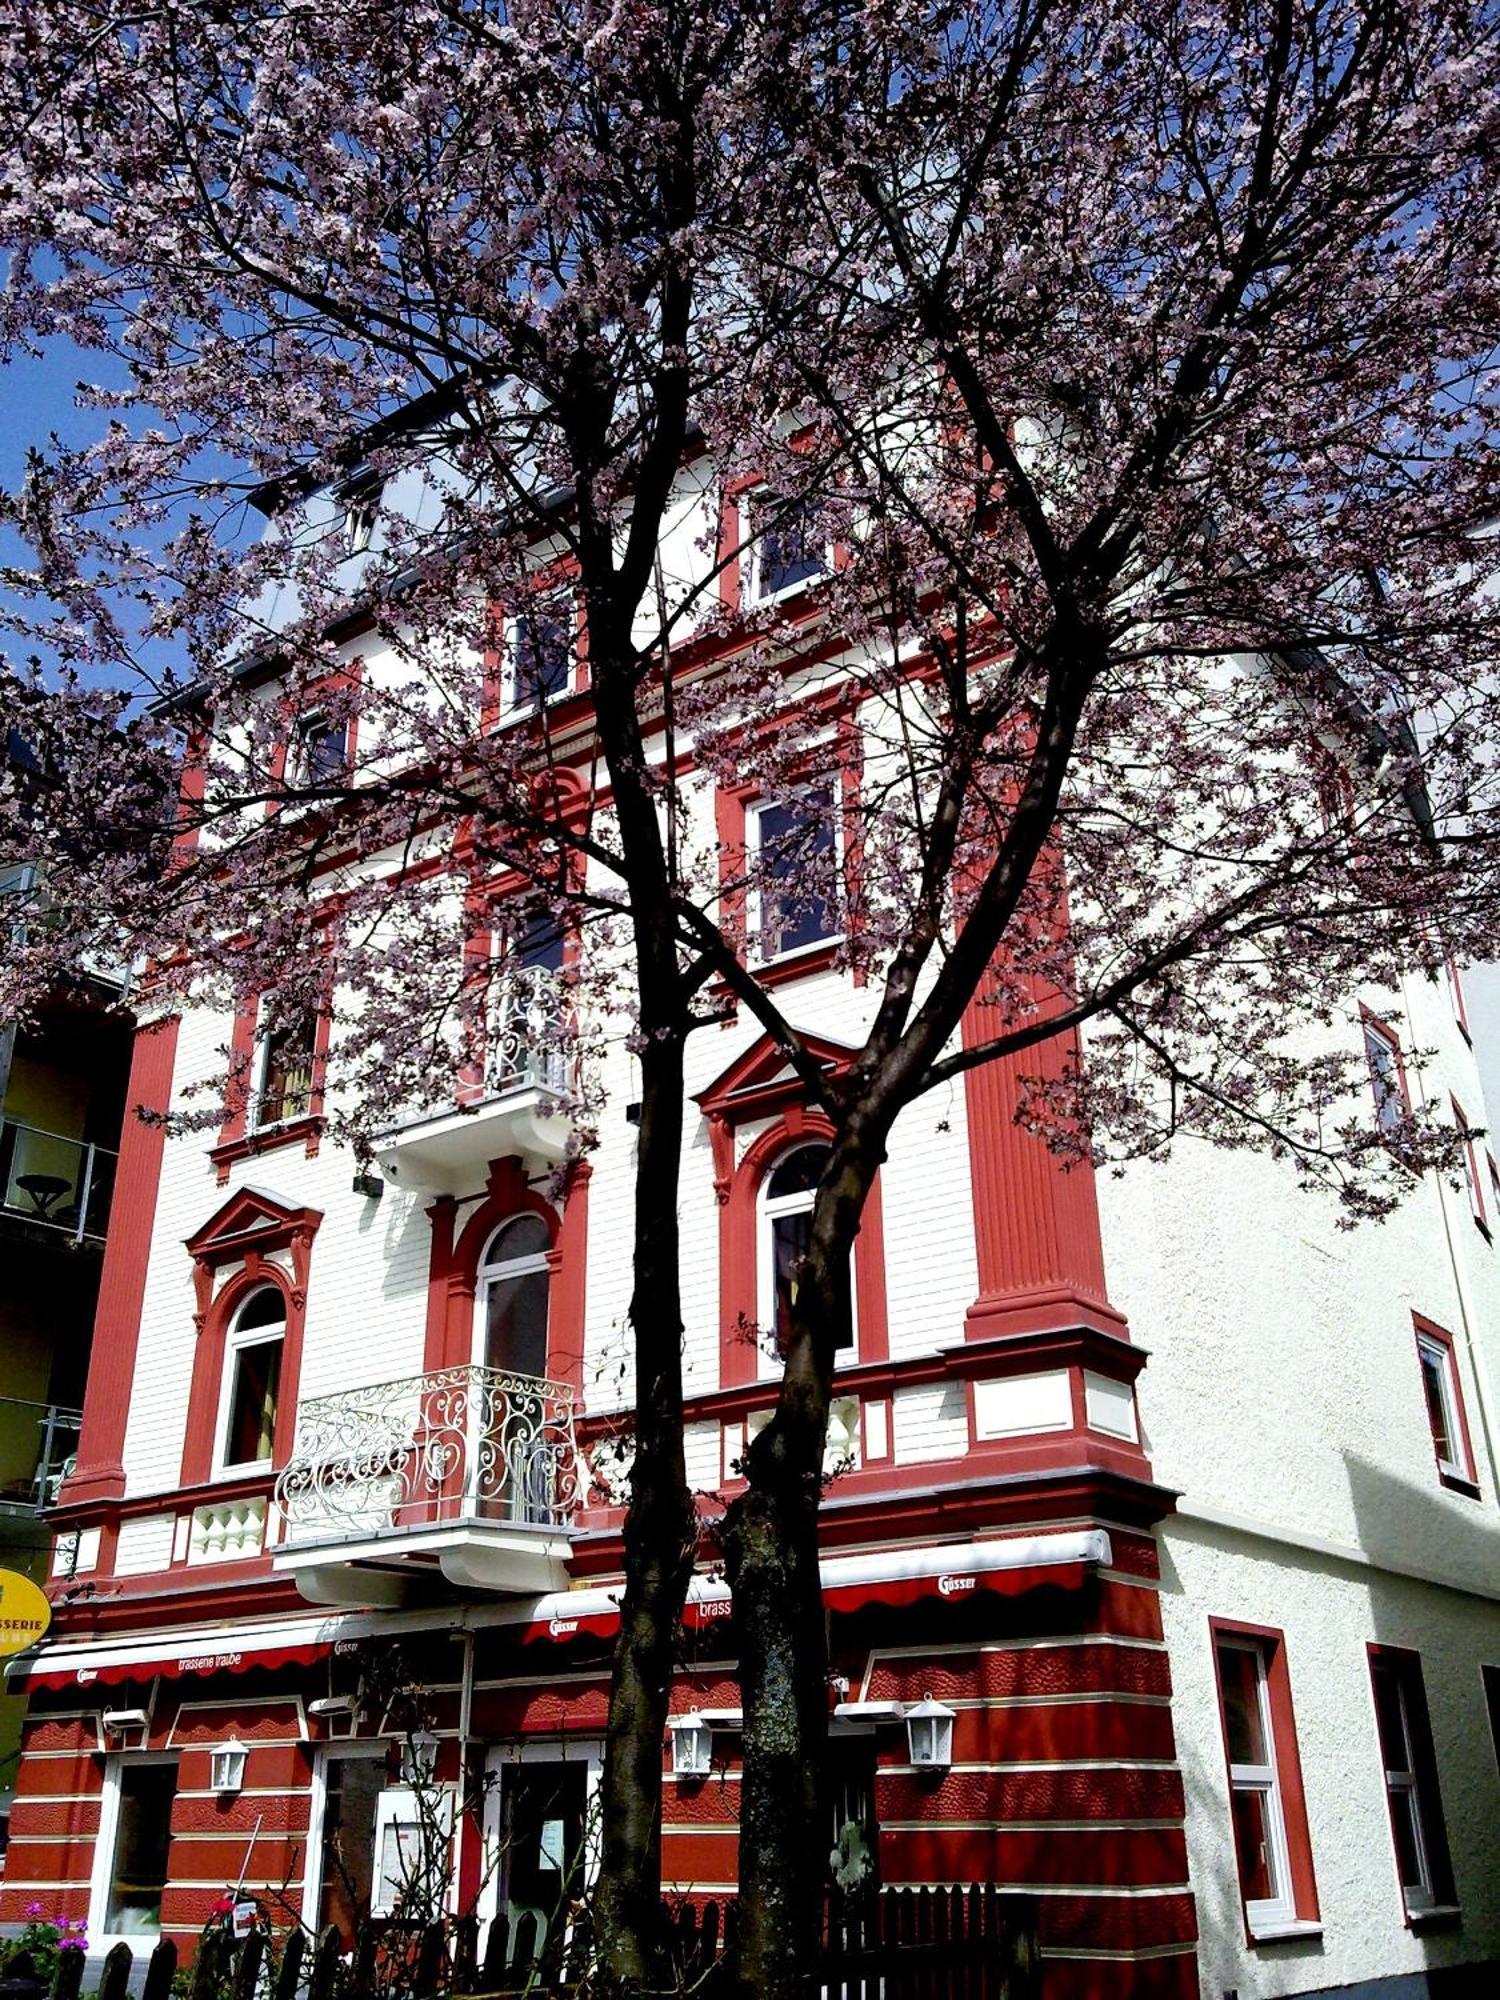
[5,485,1500,1997]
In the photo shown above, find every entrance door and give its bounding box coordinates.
[482,1745,600,1970]
[310,1746,387,1951]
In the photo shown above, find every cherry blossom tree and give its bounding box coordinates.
[3,4,1500,1996]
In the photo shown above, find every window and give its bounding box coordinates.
[1211,1629,1317,1936]
[1413,1318,1477,1492]
[295,713,350,786]
[99,1757,177,1937]
[218,1286,286,1470]
[1490,1152,1500,1225]
[252,996,319,1129]
[1451,1097,1489,1235]
[477,1215,552,1380]
[1368,1646,1455,1918]
[758,1143,853,1372]
[1362,1014,1409,1138]
[339,474,382,555]
[750,791,840,961]
[511,596,573,709]
[750,496,828,601]
[1446,956,1471,1041]
[370,1785,455,1920]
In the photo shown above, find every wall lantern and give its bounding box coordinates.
[904,1694,955,1772]
[210,1737,248,1794]
[669,1711,713,1778]
[400,1729,440,1785]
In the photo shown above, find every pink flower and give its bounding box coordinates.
[24,1903,43,1920]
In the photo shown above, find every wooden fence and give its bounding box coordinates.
[0,1887,1039,1999]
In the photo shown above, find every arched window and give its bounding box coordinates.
[757,1144,853,1373]
[218,1285,286,1470]
[476,1214,552,1380]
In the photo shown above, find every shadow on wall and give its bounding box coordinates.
[1345,1450,1500,1982]
[1154,1538,1330,1997]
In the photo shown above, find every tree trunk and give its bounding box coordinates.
[724,1136,883,1998]
[592,1028,697,1993]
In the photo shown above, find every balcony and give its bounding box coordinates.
[272,1364,580,1605]
[0,1118,117,1245]
[374,968,577,1194]
[0,1398,82,1517]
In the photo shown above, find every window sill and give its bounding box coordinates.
[1249,1918,1323,1944]
[1438,1468,1481,1499]
[1407,1903,1462,1932]
[209,1115,323,1185]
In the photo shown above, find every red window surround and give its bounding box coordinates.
[713,722,865,994]
[1360,1006,1411,1142]
[1451,1096,1489,1237]
[1209,1618,1320,1942]
[211,958,334,1184]
[1411,1313,1480,1497]
[695,1032,888,1389]
[1446,955,1471,1042]
[180,1187,322,1488]
[1367,1643,1458,1924]
[422,1155,590,1394]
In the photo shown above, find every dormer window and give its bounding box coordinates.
[339,473,382,555]
[294,712,349,786]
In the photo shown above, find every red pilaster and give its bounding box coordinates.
[64,1013,181,1505]
[960,979,1126,1342]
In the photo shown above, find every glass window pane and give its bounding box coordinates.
[1229,1783,1277,1905]
[1365,1027,1404,1135]
[106,1762,176,1934]
[767,1144,828,1200]
[1217,1643,1268,1767]
[1389,1784,1427,1891]
[236,1286,286,1333]
[772,1208,812,1345]
[258,1005,317,1126]
[485,1267,550,1379]
[513,603,571,706]
[226,1337,282,1465]
[484,1214,552,1267]
[1419,1346,1455,1464]
[758,501,826,597]
[1371,1658,1412,1774]
[758,793,837,955]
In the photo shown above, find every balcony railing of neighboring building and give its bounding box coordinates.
[0,1118,118,1244]
[0,1397,82,1516]
[274,1364,582,1549]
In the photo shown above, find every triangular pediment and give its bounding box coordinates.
[695,1029,855,1122]
[185,1183,322,1258]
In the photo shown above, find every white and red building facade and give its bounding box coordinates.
[4,483,1500,1999]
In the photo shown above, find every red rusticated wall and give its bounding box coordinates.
[3,1539,1198,1997]
[0,1708,102,1925]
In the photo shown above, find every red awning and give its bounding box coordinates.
[14,1635,333,1692]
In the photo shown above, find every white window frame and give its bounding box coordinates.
[1415,1331,1468,1483]
[369,1781,458,1920]
[472,1216,554,1375]
[477,1738,603,1955]
[505,593,575,715]
[1216,1635,1296,1935]
[248,991,319,1133]
[1363,1017,1407,1137]
[746,789,843,966]
[292,711,350,788]
[756,1143,856,1380]
[1371,1660,1437,1915]
[301,1740,390,1935]
[744,494,832,606]
[88,1750,178,1954]
[212,1287,288,1477]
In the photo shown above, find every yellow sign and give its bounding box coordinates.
[0,1570,52,1659]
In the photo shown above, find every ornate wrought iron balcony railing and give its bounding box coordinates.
[485,964,575,1097]
[274,1364,581,1550]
